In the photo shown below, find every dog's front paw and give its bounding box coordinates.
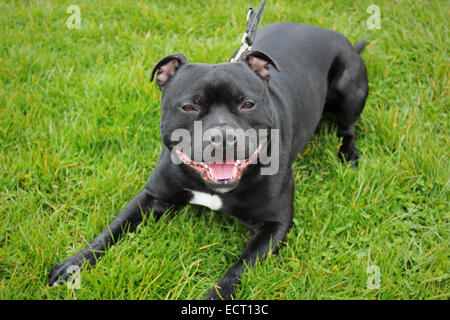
[204,279,239,300]
[48,254,84,287]
[204,286,233,300]
[205,266,242,300]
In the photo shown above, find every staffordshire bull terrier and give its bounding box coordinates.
[49,13,368,299]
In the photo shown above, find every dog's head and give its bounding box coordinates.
[150,51,281,192]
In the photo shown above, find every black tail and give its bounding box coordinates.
[353,40,367,54]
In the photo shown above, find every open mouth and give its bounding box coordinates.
[175,145,261,189]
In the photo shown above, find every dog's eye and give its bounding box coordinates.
[182,104,197,112]
[241,101,255,110]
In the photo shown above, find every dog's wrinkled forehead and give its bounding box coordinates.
[164,62,266,103]
[204,64,265,103]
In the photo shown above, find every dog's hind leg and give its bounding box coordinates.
[325,41,369,167]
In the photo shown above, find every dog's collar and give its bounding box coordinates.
[230,0,267,63]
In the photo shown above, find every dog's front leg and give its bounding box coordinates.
[205,221,290,300]
[48,188,171,287]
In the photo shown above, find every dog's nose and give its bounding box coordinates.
[208,125,237,147]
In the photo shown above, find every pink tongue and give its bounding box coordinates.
[209,163,236,180]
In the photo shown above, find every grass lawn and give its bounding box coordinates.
[0,0,448,299]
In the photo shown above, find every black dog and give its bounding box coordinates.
[49,21,368,299]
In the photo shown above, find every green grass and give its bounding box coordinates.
[0,0,448,300]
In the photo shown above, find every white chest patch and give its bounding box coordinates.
[188,190,223,211]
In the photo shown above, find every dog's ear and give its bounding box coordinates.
[150,53,188,90]
[242,50,281,82]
